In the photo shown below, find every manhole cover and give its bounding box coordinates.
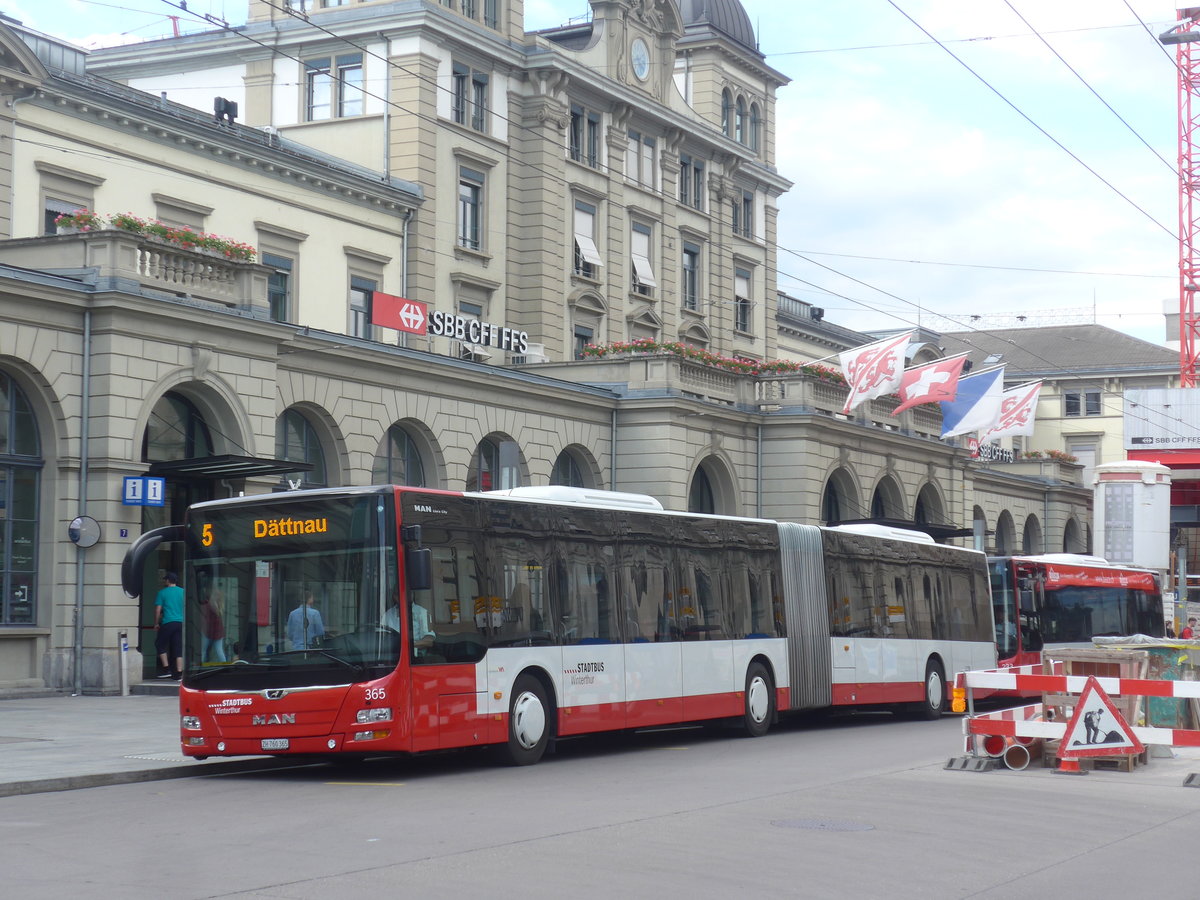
[771,818,875,832]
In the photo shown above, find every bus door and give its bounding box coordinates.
[1015,564,1045,663]
[620,556,683,728]
[555,557,626,735]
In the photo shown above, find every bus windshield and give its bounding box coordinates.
[182,490,397,690]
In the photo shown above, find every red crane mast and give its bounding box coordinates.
[1163,8,1200,386]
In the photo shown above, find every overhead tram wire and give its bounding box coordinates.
[884,0,1178,242]
[782,248,1170,279]
[1001,0,1176,176]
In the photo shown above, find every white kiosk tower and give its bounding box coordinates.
[1092,460,1172,571]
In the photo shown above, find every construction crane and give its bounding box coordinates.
[1161,8,1200,387]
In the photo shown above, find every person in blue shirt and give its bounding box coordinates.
[154,572,185,679]
[287,591,325,649]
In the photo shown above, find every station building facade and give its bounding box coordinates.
[0,4,1091,693]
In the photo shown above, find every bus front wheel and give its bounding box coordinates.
[741,662,774,737]
[502,674,551,765]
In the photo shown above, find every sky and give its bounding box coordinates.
[9,0,1190,348]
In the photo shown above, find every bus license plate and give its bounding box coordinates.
[261,739,289,751]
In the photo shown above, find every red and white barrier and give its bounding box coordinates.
[959,666,1200,755]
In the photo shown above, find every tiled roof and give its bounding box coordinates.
[938,324,1178,378]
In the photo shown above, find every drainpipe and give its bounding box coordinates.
[72,306,92,695]
[756,423,763,518]
[610,408,618,491]
[401,207,413,296]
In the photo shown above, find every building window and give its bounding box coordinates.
[0,371,40,626]
[458,167,484,250]
[373,423,427,486]
[721,89,733,137]
[1064,388,1101,417]
[573,323,595,359]
[734,268,752,334]
[630,222,657,297]
[573,200,602,279]
[263,253,293,323]
[275,408,327,488]
[467,437,521,491]
[749,103,761,153]
[732,190,754,238]
[679,154,705,211]
[305,53,364,121]
[735,97,746,143]
[551,450,587,487]
[350,275,375,339]
[484,0,498,29]
[682,242,700,312]
[462,0,477,17]
[569,104,602,168]
[452,62,489,132]
[626,129,656,189]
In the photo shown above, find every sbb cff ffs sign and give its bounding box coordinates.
[371,294,529,354]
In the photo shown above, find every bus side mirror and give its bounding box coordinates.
[406,547,431,592]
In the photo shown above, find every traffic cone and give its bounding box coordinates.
[1054,756,1086,775]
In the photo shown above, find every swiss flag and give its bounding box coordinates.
[371,292,427,335]
[893,354,968,415]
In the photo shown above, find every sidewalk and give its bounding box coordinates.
[0,686,294,798]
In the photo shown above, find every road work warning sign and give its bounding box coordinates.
[1058,675,1144,759]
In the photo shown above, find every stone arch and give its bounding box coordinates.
[275,402,346,488]
[821,466,860,524]
[551,443,601,489]
[1022,514,1043,555]
[467,431,527,492]
[373,417,443,488]
[869,474,906,520]
[995,510,1017,555]
[913,482,946,530]
[689,453,738,515]
[135,370,254,462]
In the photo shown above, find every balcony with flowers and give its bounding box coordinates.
[19,209,268,312]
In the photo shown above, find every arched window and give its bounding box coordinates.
[735,97,746,144]
[275,408,327,488]
[143,392,214,462]
[467,437,521,492]
[0,371,40,625]
[749,103,761,152]
[373,423,427,486]
[721,89,733,137]
[551,450,585,487]
[688,466,715,514]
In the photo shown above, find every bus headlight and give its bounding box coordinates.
[356,707,393,724]
[181,715,201,730]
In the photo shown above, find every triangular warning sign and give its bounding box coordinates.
[1058,675,1144,759]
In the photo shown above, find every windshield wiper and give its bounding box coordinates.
[310,649,367,676]
[189,660,282,682]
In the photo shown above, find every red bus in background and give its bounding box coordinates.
[122,486,995,766]
[988,554,1165,669]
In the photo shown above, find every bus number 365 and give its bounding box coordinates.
[365,687,386,701]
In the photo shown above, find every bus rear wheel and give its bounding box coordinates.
[741,662,774,737]
[501,674,551,765]
[915,659,946,720]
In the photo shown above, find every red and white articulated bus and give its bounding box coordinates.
[988,554,1165,670]
[122,485,995,765]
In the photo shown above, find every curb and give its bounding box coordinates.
[0,756,305,798]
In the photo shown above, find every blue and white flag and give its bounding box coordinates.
[940,366,1004,439]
